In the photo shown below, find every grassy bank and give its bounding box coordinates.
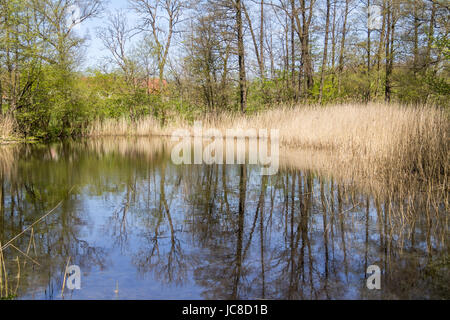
[87,103,449,186]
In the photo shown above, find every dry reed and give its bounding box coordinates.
[87,103,449,187]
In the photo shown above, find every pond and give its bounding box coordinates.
[0,138,448,299]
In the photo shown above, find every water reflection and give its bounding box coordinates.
[0,138,448,299]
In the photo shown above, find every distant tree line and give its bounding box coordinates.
[0,0,449,138]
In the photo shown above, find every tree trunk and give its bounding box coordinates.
[236,0,247,113]
[367,0,372,102]
[413,0,419,76]
[260,0,265,79]
[426,1,436,68]
[290,0,296,93]
[304,1,314,92]
[338,0,350,95]
[330,0,337,85]
[385,0,393,102]
[375,0,387,97]
[319,0,331,103]
[243,3,263,78]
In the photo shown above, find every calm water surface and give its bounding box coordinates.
[0,138,448,299]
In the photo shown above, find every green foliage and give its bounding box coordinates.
[1,0,449,141]
[394,68,450,107]
[14,66,89,139]
[309,76,339,103]
[433,34,450,61]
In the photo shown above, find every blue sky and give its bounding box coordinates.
[77,0,138,70]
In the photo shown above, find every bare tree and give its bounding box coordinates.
[97,10,136,86]
[235,0,247,113]
[297,0,315,95]
[242,1,265,79]
[337,0,350,95]
[319,0,331,103]
[385,0,398,102]
[129,0,183,88]
[366,0,372,102]
[32,0,104,67]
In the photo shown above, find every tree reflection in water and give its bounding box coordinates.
[0,138,447,299]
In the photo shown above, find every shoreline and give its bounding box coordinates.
[2,103,448,189]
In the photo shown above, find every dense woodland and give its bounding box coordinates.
[0,0,449,139]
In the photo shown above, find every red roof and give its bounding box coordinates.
[143,78,168,93]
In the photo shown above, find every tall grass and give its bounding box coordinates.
[87,103,449,186]
[0,244,21,299]
[0,243,18,299]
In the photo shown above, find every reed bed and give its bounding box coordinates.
[0,243,19,299]
[87,103,449,187]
